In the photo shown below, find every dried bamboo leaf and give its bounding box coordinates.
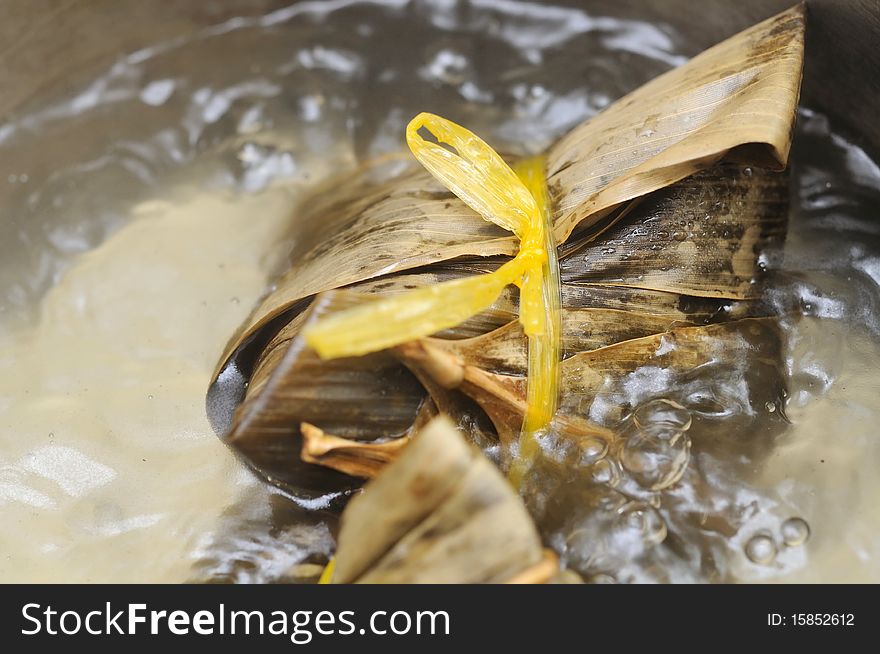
[300,423,411,479]
[547,5,804,243]
[560,310,696,356]
[558,317,786,425]
[219,165,515,369]
[506,550,561,585]
[333,417,545,584]
[219,252,754,464]
[248,311,308,398]
[299,394,436,479]
[223,305,773,488]
[425,308,694,376]
[209,282,514,494]
[560,283,755,324]
[395,319,782,445]
[331,416,478,583]
[403,365,501,452]
[221,292,426,495]
[355,461,537,583]
[394,340,614,453]
[355,262,757,334]
[559,165,788,299]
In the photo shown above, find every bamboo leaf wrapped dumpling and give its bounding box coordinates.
[208,5,804,497]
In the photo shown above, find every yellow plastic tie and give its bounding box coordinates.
[303,113,561,483]
[318,557,336,584]
[509,156,560,488]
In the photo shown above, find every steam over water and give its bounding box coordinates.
[0,0,878,582]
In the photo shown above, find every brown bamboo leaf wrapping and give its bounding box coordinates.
[207,6,803,497]
[547,5,804,242]
[226,292,426,494]
[300,423,412,479]
[217,166,516,372]
[559,166,788,299]
[332,417,545,584]
[395,319,783,447]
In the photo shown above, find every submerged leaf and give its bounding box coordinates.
[557,318,786,426]
[395,318,782,451]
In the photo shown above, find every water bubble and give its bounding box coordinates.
[591,459,619,486]
[616,504,667,545]
[564,526,593,555]
[764,401,776,412]
[618,422,691,491]
[684,390,735,418]
[745,533,777,565]
[633,398,692,431]
[742,166,753,177]
[672,230,686,241]
[579,437,608,464]
[780,518,810,547]
[601,247,616,255]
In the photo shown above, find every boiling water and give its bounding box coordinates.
[0,0,878,583]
